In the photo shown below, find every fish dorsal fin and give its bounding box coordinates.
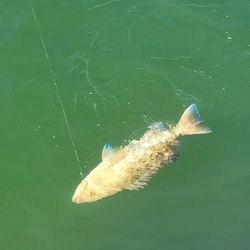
[102,143,114,160]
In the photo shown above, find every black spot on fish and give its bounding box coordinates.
[131,175,140,182]
[90,191,96,197]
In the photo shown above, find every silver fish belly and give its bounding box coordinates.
[72,104,212,204]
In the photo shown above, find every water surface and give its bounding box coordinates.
[1,1,250,249]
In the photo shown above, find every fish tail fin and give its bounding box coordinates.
[174,104,212,137]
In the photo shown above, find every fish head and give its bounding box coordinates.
[72,146,127,204]
[72,177,115,204]
[72,179,101,203]
[72,180,88,203]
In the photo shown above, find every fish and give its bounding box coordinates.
[72,103,212,204]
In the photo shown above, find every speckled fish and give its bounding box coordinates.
[72,104,212,204]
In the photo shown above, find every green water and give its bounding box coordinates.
[1,1,250,249]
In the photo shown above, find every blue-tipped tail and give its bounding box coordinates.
[174,104,212,136]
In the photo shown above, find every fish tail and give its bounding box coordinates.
[173,104,212,137]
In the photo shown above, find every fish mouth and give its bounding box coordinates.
[72,180,88,204]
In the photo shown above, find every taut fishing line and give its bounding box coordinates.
[29,1,83,177]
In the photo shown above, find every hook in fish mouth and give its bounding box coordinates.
[72,180,88,204]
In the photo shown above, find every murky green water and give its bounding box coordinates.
[1,1,250,249]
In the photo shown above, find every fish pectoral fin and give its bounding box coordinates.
[102,143,114,160]
[125,169,157,191]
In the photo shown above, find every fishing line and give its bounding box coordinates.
[29,1,83,177]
